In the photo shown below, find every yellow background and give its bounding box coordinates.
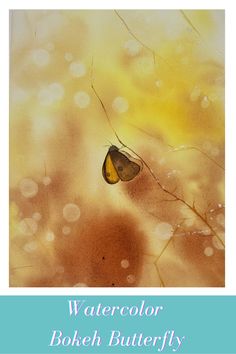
[10,10,224,287]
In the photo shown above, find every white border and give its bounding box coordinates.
[0,1,10,293]
[7,0,226,10]
[1,0,235,296]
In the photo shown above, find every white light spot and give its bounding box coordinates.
[184,218,194,227]
[65,52,73,62]
[124,39,141,56]
[74,91,91,108]
[18,218,38,236]
[121,259,130,269]
[216,213,224,227]
[48,83,64,100]
[127,274,136,284]
[201,96,210,109]
[158,157,166,165]
[74,282,88,287]
[31,114,54,138]
[133,56,154,76]
[32,212,42,221]
[63,203,81,222]
[62,226,71,235]
[112,97,129,114]
[38,83,64,105]
[204,247,214,257]
[42,176,52,186]
[12,86,29,103]
[23,241,38,253]
[45,231,55,242]
[38,88,53,105]
[69,61,86,77]
[190,86,201,102]
[154,222,173,240]
[155,80,163,88]
[31,49,50,67]
[212,235,224,250]
[167,169,180,178]
[202,228,211,236]
[19,178,38,198]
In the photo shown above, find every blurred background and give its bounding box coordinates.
[9,10,225,287]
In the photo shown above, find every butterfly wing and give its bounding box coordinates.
[109,150,141,181]
[102,152,120,184]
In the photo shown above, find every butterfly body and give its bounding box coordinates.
[102,145,142,184]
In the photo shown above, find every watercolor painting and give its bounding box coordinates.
[9,10,225,287]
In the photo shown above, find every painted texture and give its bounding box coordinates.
[10,10,225,287]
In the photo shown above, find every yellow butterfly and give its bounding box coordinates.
[102,145,142,184]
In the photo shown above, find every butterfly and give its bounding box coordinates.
[102,145,142,184]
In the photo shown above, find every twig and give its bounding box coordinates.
[155,238,173,264]
[130,123,224,171]
[180,10,202,39]
[155,263,165,287]
[169,145,224,170]
[154,222,184,287]
[90,59,160,182]
[179,10,224,58]
[11,265,33,272]
[114,10,171,69]
[90,61,225,250]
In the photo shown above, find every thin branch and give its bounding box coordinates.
[154,222,184,287]
[129,124,225,171]
[90,58,121,145]
[11,265,33,272]
[155,263,165,287]
[156,198,178,203]
[90,62,225,249]
[179,10,224,58]
[90,59,160,182]
[169,145,225,171]
[130,123,224,171]
[114,9,156,65]
[114,10,171,69]
[180,10,202,39]
[155,238,173,264]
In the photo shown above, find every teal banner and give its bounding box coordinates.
[0,296,235,353]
